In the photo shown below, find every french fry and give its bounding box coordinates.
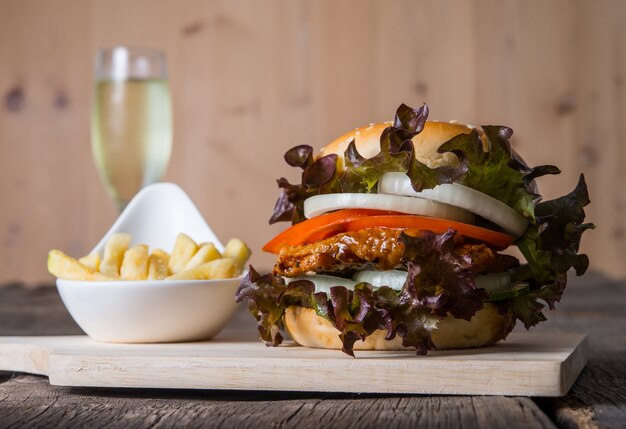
[148,249,170,280]
[168,233,198,274]
[120,245,149,280]
[222,238,251,272]
[48,233,250,282]
[99,233,132,278]
[48,250,113,281]
[167,258,237,280]
[78,253,101,271]
[185,243,221,270]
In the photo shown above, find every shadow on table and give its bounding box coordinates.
[50,381,410,401]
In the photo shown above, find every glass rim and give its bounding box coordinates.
[96,45,165,58]
[95,46,167,80]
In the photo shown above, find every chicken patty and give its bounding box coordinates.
[274,227,518,277]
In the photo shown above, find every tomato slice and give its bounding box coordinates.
[345,215,515,250]
[263,210,515,253]
[262,209,397,253]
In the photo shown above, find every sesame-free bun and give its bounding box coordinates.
[283,303,514,351]
[318,121,488,169]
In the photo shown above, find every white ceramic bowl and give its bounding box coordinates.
[56,183,244,343]
[57,278,240,343]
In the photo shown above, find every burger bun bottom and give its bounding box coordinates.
[284,303,514,351]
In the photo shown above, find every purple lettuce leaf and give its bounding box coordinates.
[269,104,431,224]
[399,230,487,321]
[338,104,430,192]
[235,266,314,346]
[265,102,594,339]
[237,229,491,356]
[511,176,594,327]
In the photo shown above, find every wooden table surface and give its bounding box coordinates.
[0,273,624,429]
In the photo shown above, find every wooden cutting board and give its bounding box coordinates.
[0,332,587,396]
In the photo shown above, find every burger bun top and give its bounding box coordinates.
[318,120,489,169]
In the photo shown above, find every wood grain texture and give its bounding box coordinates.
[0,332,587,396]
[0,375,557,429]
[0,272,624,428]
[0,283,83,336]
[530,274,626,429]
[0,0,625,283]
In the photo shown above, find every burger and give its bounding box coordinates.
[236,103,593,356]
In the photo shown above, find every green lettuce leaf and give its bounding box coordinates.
[406,122,593,328]
[432,126,560,220]
[339,139,411,192]
[339,104,428,192]
[269,104,430,223]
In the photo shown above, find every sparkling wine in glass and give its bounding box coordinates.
[91,46,173,210]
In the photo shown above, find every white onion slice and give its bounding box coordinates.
[353,270,406,290]
[474,272,512,293]
[355,270,512,293]
[284,274,356,294]
[286,271,512,294]
[304,193,474,224]
[378,172,528,236]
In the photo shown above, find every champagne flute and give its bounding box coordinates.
[91,46,173,210]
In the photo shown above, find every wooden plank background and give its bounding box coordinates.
[0,0,624,283]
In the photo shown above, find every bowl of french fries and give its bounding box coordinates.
[46,183,251,343]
